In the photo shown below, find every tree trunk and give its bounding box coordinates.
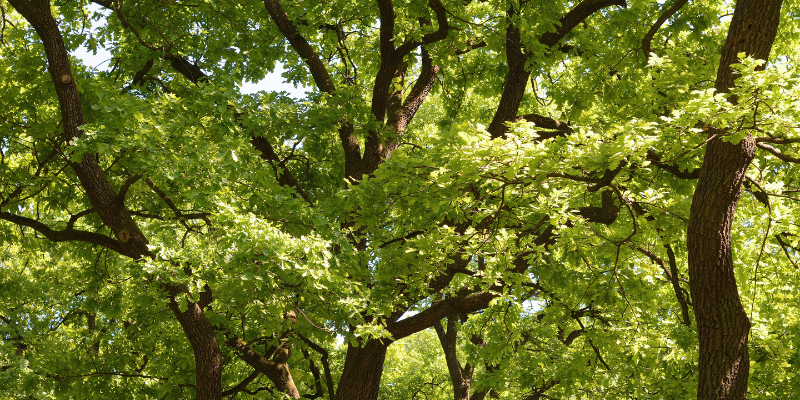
[335,339,390,400]
[168,299,223,400]
[434,317,473,400]
[687,1,782,399]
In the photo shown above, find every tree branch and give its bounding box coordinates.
[388,292,495,341]
[395,0,449,56]
[646,150,701,179]
[641,0,689,61]
[516,113,574,140]
[756,142,800,164]
[538,0,627,48]
[489,0,627,138]
[262,0,362,181]
[262,0,336,93]
[223,333,301,399]
[251,136,314,205]
[221,370,260,397]
[295,333,335,400]
[0,211,138,258]
[9,0,150,259]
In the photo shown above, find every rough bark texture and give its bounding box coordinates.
[334,340,390,400]
[167,298,222,400]
[687,1,782,398]
[486,11,530,138]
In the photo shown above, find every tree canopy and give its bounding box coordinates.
[1,0,799,399]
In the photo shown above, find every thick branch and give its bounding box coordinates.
[224,334,301,399]
[388,292,495,341]
[641,0,689,61]
[165,291,222,400]
[379,47,440,164]
[516,113,574,140]
[395,48,440,133]
[164,54,208,84]
[756,142,800,164]
[9,0,150,259]
[262,0,362,181]
[576,189,620,224]
[434,316,473,400]
[251,136,314,205]
[363,0,449,176]
[646,150,701,179]
[263,0,335,93]
[395,0,450,56]
[486,8,529,138]
[0,211,137,258]
[538,0,628,48]
[489,0,625,138]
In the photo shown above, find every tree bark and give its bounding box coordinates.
[434,316,473,400]
[167,297,222,400]
[488,0,627,138]
[224,335,301,398]
[8,0,150,259]
[334,340,390,400]
[687,1,782,399]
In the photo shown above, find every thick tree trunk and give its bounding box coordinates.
[168,299,222,400]
[687,1,782,399]
[335,340,390,400]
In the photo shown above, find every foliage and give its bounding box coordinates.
[1,0,800,399]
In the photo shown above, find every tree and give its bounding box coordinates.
[1,0,799,399]
[686,1,783,398]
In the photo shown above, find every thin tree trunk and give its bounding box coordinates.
[434,317,473,400]
[687,1,782,398]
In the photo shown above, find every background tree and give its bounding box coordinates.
[2,0,800,399]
